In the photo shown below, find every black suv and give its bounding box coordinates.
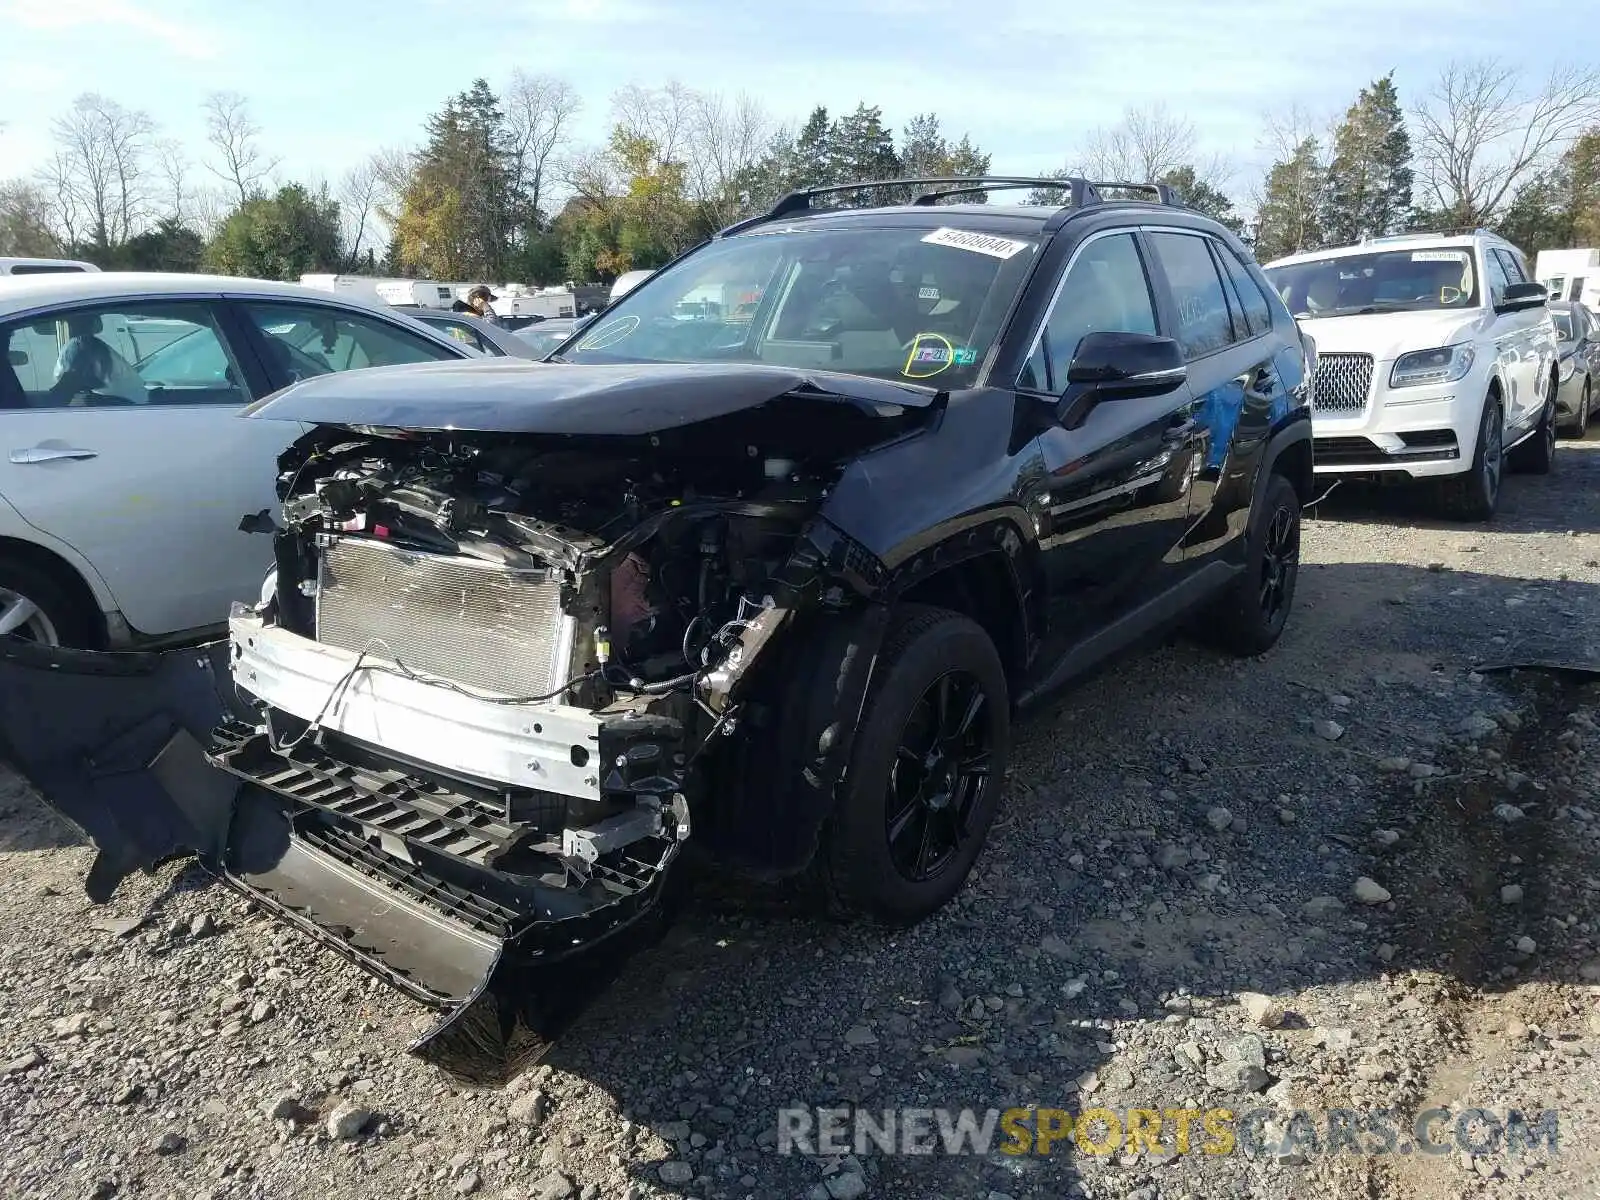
[2,177,1313,1082]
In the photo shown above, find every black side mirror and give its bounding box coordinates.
[6,350,27,367]
[1498,281,1549,312]
[1064,331,1187,399]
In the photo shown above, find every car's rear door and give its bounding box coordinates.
[0,295,293,636]
[1168,232,1301,563]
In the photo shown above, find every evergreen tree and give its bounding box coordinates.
[1322,73,1414,245]
[396,81,516,278]
[1159,166,1243,234]
[1255,138,1327,263]
[790,106,834,189]
[205,183,341,280]
[829,104,899,195]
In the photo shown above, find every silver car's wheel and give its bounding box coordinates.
[0,586,62,644]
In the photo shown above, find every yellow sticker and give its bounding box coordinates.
[903,332,955,379]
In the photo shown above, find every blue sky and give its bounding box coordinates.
[0,0,1568,200]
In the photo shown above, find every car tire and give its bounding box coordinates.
[1198,472,1301,658]
[816,604,1010,924]
[1509,386,1557,475]
[1565,379,1591,438]
[1435,394,1503,522]
[0,557,97,647]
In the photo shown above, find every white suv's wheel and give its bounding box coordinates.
[1435,394,1503,522]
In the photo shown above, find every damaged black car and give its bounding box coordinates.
[0,177,1314,1085]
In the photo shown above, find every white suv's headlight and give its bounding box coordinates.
[258,567,278,611]
[1390,344,1476,389]
[1559,357,1577,382]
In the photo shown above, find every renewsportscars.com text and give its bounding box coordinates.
[777,1105,1560,1159]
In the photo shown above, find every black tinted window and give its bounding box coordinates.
[1021,232,1157,391]
[1215,243,1273,335]
[1149,232,1235,359]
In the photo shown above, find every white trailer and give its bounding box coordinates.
[374,280,460,309]
[1534,249,1600,313]
[297,274,389,306]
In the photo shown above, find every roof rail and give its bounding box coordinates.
[716,175,1186,236]
[1362,226,1494,244]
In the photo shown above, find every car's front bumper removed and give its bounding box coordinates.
[0,634,679,1086]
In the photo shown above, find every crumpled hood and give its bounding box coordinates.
[1294,309,1490,363]
[240,360,938,435]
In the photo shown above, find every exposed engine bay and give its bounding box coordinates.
[200,396,910,1080]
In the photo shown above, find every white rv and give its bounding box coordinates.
[297,274,388,306]
[0,257,100,276]
[1535,249,1600,313]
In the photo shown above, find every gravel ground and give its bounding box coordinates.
[3,433,1599,1200]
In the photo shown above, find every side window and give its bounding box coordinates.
[1484,251,1512,306]
[1214,242,1274,336]
[1497,249,1528,283]
[1,302,248,410]
[432,319,490,354]
[1020,232,1158,392]
[1148,232,1237,359]
[240,302,459,383]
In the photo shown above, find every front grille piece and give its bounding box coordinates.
[1313,352,1375,414]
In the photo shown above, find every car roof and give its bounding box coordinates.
[723,199,1207,240]
[1264,234,1489,269]
[0,271,401,317]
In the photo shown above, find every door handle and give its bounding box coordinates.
[10,447,98,464]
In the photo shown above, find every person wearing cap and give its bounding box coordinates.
[466,285,504,326]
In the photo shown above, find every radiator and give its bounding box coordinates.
[315,537,575,700]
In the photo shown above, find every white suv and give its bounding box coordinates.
[1263,230,1559,520]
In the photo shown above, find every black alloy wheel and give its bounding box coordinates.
[1258,501,1300,629]
[884,669,995,883]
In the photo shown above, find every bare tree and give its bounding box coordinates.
[687,91,775,226]
[0,180,62,256]
[338,152,396,270]
[42,93,154,251]
[1412,59,1600,224]
[203,91,280,205]
[610,82,697,167]
[1071,102,1235,203]
[504,71,580,228]
[154,138,192,225]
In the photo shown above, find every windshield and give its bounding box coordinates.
[1263,249,1479,318]
[560,224,1041,387]
[1553,312,1576,341]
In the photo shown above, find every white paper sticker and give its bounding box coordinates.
[918,286,941,300]
[1412,250,1468,262]
[921,227,1030,259]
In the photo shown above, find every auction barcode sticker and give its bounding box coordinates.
[1412,250,1468,262]
[922,227,1031,259]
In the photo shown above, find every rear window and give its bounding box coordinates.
[561,224,1041,388]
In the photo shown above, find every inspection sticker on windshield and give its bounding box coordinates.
[921,227,1030,259]
[1412,250,1468,262]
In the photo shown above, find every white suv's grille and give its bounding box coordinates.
[1313,353,1375,414]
